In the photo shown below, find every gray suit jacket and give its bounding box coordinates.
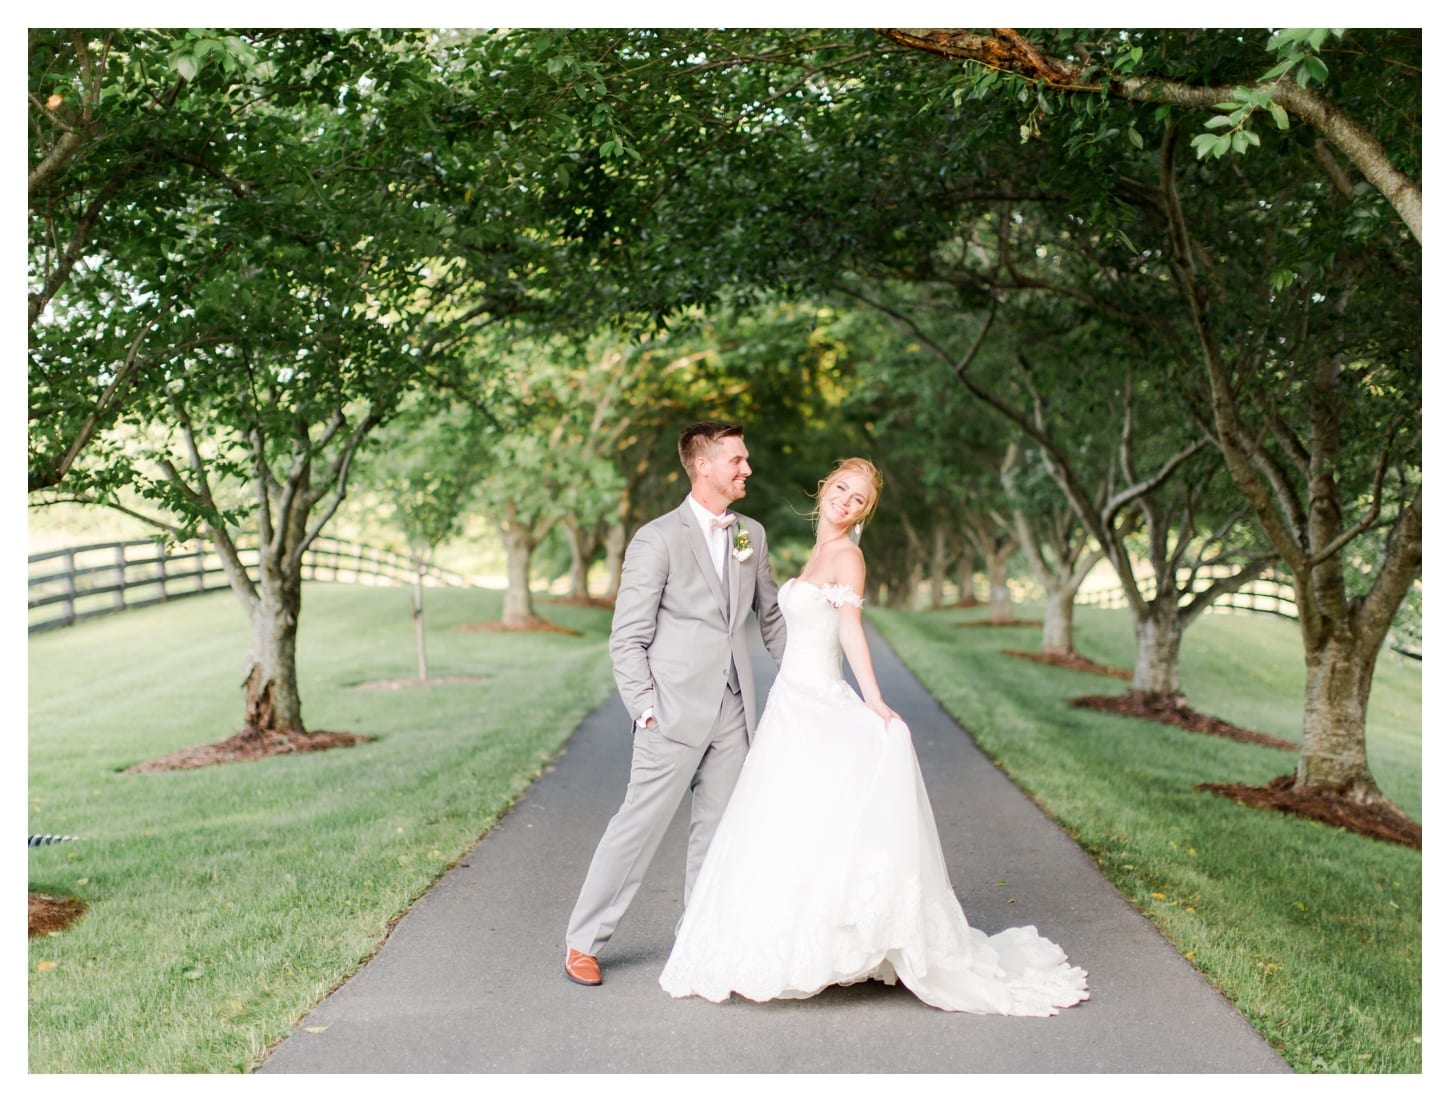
[609,498,787,747]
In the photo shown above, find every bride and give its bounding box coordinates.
[659,458,1090,1016]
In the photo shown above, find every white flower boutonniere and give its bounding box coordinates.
[731,526,754,563]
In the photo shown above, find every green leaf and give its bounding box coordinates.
[1189,132,1219,158]
[1269,101,1290,129]
[1259,57,1296,81]
[1204,115,1233,130]
[1127,125,1144,149]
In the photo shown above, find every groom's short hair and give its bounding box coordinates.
[678,421,744,474]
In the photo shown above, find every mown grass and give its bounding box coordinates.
[870,604,1422,1074]
[27,583,616,1072]
[29,586,1422,1073]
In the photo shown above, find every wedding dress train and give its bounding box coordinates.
[658,577,1089,1015]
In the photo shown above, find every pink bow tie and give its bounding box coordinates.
[710,514,736,530]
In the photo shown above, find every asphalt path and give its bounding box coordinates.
[259,619,1290,1075]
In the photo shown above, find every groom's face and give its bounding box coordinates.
[697,435,752,507]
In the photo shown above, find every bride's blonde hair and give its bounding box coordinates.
[812,457,884,532]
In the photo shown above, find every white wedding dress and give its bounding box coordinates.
[659,577,1090,1015]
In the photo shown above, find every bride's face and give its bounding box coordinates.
[821,470,873,529]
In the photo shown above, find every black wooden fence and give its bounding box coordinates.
[1075,570,1300,620]
[1074,568,1420,660]
[28,537,470,634]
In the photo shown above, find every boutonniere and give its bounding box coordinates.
[731,526,754,563]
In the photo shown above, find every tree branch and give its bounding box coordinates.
[878,28,1421,242]
[1159,124,1310,574]
[29,172,129,328]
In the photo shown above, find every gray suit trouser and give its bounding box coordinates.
[565,689,749,957]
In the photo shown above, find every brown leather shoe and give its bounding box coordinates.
[564,949,601,986]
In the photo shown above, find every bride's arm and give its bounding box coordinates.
[832,547,901,730]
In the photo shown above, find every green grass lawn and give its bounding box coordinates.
[870,603,1422,1074]
[27,583,616,1072]
[29,587,1421,1072]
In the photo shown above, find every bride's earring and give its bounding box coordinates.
[851,523,862,544]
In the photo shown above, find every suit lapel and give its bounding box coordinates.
[727,539,744,629]
[680,501,729,619]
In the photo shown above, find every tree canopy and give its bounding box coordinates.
[28,27,1421,814]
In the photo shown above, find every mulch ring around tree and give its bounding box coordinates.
[1004,649,1132,680]
[30,893,86,938]
[1197,775,1422,850]
[1070,692,1299,752]
[121,728,373,773]
[453,617,581,636]
[546,595,615,610]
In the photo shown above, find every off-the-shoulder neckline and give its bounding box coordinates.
[786,576,864,606]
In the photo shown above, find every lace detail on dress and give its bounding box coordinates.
[815,582,864,609]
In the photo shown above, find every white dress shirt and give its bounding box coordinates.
[686,493,733,579]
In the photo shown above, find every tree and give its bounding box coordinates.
[1157,126,1420,809]
[1001,442,1104,658]
[29,29,549,739]
[357,401,496,679]
[464,336,627,628]
[852,276,1274,705]
[884,27,1421,810]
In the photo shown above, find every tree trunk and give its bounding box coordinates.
[1040,586,1076,658]
[412,568,428,681]
[928,521,948,609]
[956,553,980,606]
[563,519,591,601]
[985,548,1013,623]
[602,518,626,600]
[1295,630,1384,800]
[600,488,631,601]
[907,559,924,609]
[885,562,915,608]
[244,559,305,733]
[500,523,538,627]
[1130,601,1186,705]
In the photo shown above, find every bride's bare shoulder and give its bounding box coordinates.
[825,541,866,584]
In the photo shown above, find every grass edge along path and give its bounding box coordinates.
[870,604,1422,1075]
[28,584,617,1073]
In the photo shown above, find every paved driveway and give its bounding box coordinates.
[259,622,1289,1074]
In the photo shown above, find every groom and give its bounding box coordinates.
[563,421,788,986]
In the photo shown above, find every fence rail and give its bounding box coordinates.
[1075,570,1300,620]
[27,537,471,634]
[1073,569,1420,660]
